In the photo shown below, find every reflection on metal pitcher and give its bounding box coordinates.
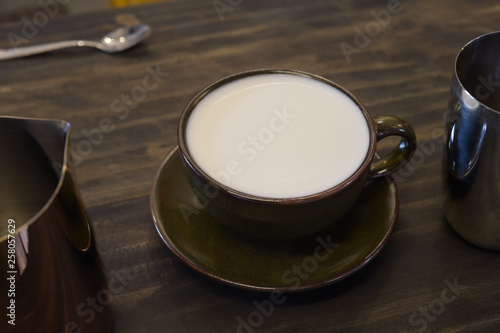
[443,31,500,250]
[0,116,112,332]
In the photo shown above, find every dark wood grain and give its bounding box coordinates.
[1,0,499,332]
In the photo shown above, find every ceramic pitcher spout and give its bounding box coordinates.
[0,116,113,332]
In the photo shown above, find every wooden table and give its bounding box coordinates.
[1,0,499,331]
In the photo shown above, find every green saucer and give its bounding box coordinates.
[151,147,398,292]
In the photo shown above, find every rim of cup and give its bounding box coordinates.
[177,69,378,204]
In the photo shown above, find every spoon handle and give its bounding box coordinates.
[0,40,96,60]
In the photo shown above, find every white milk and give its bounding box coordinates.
[186,73,370,198]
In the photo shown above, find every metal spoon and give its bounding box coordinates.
[0,24,151,60]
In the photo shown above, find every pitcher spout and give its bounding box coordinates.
[0,116,71,235]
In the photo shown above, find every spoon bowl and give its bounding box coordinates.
[98,24,151,53]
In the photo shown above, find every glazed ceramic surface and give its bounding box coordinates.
[177,69,414,239]
[151,147,399,292]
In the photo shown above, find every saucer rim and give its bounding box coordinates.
[150,146,399,292]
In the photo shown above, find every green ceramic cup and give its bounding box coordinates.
[177,69,416,239]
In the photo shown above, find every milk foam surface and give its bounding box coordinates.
[186,74,370,198]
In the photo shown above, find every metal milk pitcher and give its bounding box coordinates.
[0,116,112,332]
[443,32,500,250]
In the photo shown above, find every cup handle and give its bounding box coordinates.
[368,115,417,179]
